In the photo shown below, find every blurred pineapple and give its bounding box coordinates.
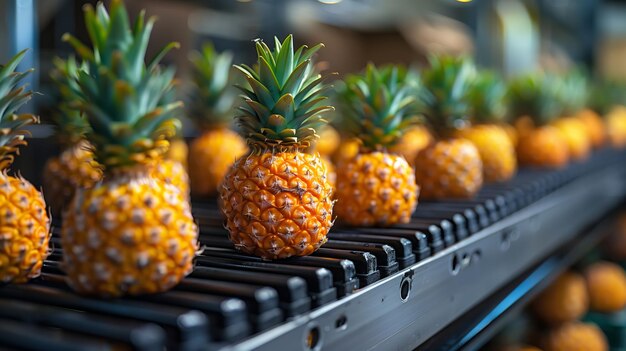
[531,271,588,325]
[335,64,419,226]
[389,125,432,166]
[457,70,516,182]
[61,0,198,296]
[509,74,569,168]
[540,322,608,351]
[415,56,483,199]
[584,261,626,313]
[187,43,247,197]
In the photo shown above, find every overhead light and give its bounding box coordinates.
[318,0,343,4]
[456,0,473,2]
[237,0,252,3]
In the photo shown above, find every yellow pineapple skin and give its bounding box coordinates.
[456,125,517,182]
[0,173,50,283]
[316,126,340,157]
[607,106,626,148]
[61,171,198,297]
[414,138,483,200]
[332,138,360,166]
[541,322,607,351]
[551,118,591,161]
[320,156,336,189]
[42,142,102,216]
[502,124,519,148]
[189,128,247,197]
[389,126,432,166]
[165,139,189,169]
[584,261,626,313]
[517,126,569,168]
[219,151,334,260]
[577,109,606,149]
[152,159,189,198]
[335,152,418,226]
[531,271,588,325]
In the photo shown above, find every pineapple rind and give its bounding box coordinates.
[336,152,417,226]
[531,271,588,325]
[541,322,607,351]
[220,152,334,260]
[414,138,483,200]
[189,128,247,197]
[0,173,50,283]
[62,174,198,297]
[584,261,626,313]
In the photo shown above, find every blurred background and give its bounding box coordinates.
[0,0,625,183]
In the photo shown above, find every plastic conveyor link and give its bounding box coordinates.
[36,268,251,342]
[328,232,417,267]
[0,298,167,351]
[413,207,479,235]
[311,248,380,286]
[173,278,283,333]
[322,240,399,277]
[189,266,312,318]
[0,319,114,351]
[418,202,490,230]
[0,284,210,350]
[200,248,359,297]
[392,218,456,247]
[477,185,523,214]
[193,256,337,308]
[337,227,434,259]
[136,291,251,342]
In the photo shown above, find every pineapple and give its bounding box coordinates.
[541,322,608,351]
[166,138,188,168]
[61,0,198,297]
[315,125,340,157]
[0,50,51,283]
[188,43,247,197]
[42,56,102,216]
[332,137,360,165]
[334,64,419,226]
[457,70,516,182]
[531,271,588,325]
[414,56,483,199]
[551,72,591,161]
[577,108,605,149]
[219,35,334,260]
[584,261,626,313]
[607,106,626,148]
[509,74,569,168]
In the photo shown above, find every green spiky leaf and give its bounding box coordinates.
[336,63,420,150]
[233,35,333,150]
[64,0,181,169]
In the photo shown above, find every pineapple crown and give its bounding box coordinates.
[558,70,588,116]
[589,80,626,116]
[0,50,38,171]
[63,0,181,170]
[468,70,508,125]
[189,43,236,130]
[421,55,475,137]
[508,73,562,126]
[337,63,420,151]
[50,56,91,148]
[234,35,334,151]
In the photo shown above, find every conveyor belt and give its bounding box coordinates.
[1,147,625,350]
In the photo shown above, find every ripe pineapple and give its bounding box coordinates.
[577,109,605,149]
[219,35,334,260]
[43,56,102,216]
[0,50,51,283]
[541,322,608,351]
[61,0,198,296]
[607,106,626,148]
[415,56,483,199]
[531,271,588,325]
[188,43,247,197]
[315,125,340,157]
[584,261,626,313]
[335,64,419,226]
[332,137,360,165]
[509,74,569,168]
[457,70,516,182]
